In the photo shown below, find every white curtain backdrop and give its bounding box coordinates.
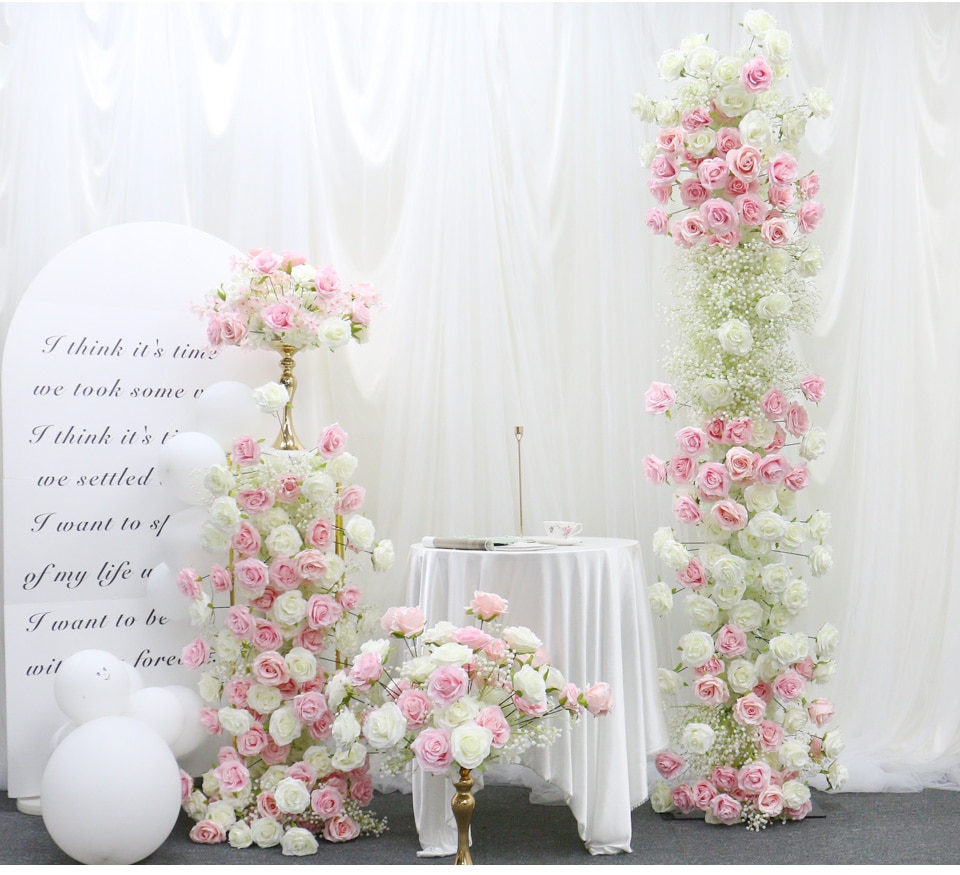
[1,1,958,794]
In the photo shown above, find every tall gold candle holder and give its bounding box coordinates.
[515,426,524,538]
[270,342,305,451]
[452,767,475,865]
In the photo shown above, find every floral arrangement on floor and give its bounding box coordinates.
[632,9,846,829]
[176,420,396,854]
[199,248,381,352]
[325,591,614,780]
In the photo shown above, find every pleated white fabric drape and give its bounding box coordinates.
[2,2,959,793]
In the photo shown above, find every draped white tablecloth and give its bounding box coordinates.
[404,537,668,855]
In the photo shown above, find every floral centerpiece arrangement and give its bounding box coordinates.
[633,9,846,829]
[327,591,613,782]
[199,248,380,352]
[176,419,395,855]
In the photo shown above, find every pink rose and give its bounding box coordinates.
[584,682,614,716]
[231,433,261,467]
[218,316,248,346]
[324,815,361,843]
[252,650,289,686]
[737,761,773,794]
[236,725,269,757]
[318,423,348,458]
[753,681,774,703]
[396,689,432,727]
[694,656,724,677]
[296,627,328,653]
[768,152,800,186]
[756,453,790,485]
[268,556,301,591]
[715,127,742,154]
[338,584,362,610]
[349,651,384,690]
[560,683,583,715]
[476,705,512,747]
[715,624,748,658]
[674,214,709,247]
[682,107,713,131]
[692,675,730,706]
[336,484,366,515]
[225,604,255,638]
[655,750,685,780]
[767,184,793,212]
[725,175,758,199]
[250,587,277,611]
[783,462,810,492]
[786,800,813,821]
[189,820,226,844]
[673,493,702,525]
[213,759,250,793]
[732,693,768,726]
[381,605,426,638]
[643,454,668,485]
[644,381,676,415]
[205,315,223,347]
[692,779,718,811]
[784,402,810,436]
[798,200,825,233]
[483,637,509,662]
[711,499,748,530]
[233,558,270,597]
[794,656,816,681]
[176,568,202,599]
[671,784,696,814]
[452,626,492,650]
[799,173,820,199]
[800,374,825,403]
[698,157,730,191]
[725,447,757,482]
[704,417,725,443]
[740,55,773,93]
[710,793,743,825]
[697,462,731,501]
[700,198,739,234]
[675,427,708,456]
[411,727,454,775]
[179,769,193,803]
[656,127,685,154]
[756,720,785,752]
[250,249,282,274]
[295,549,329,582]
[235,488,273,517]
[200,707,221,735]
[649,154,680,183]
[646,208,670,235]
[761,388,787,419]
[250,619,282,652]
[649,180,671,205]
[766,426,786,453]
[427,664,470,707]
[772,669,805,701]
[306,517,334,550]
[760,213,790,247]
[468,591,509,621]
[311,785,345,818]
[727,146,763,182]
[294,690,330,724]
[231,521,261,557]
[669,454,696,484]
[209,564,233,594]
[677,558,708,590]
[181,637,209,670]
[679,179,710,208]
[807,698,835,727]
[734,193,767,227]
[710,766,739,794]
[710,229,741,248]
[723,418,753,446]
[279,251,307,270]
[260,741,292,765]
[351,773,375,805]
[261,301,298,333]
[315,265,341,299]
[309,711,334,741]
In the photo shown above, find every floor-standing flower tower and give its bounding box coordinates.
[633,10,847,828]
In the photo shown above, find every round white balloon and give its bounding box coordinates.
[191,380,266,448]
[156,431,226,505]
[125,687,185,747]
[41,716,182,864]
[163,685,208,757]
[157,507,227,571]
[124,661,145,694]
[144,562,187,619]
[51,720,76,751]
[53,650,131,725]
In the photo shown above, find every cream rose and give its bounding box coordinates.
[781,779,811,809]
[698,378,734,408]
[253,381,289,414]
[228,821,254,849]
[332,742,368,772]
[451,723,494,769]
[655,99,681,127]
[269,706,303,746]
[681,722,716,754]
[718,319,754,356]
[762,29,792,65]
[807,87,833,118]
[661,539,693,571]
[809,544,833,576]
[320,317,351,349]
[513,665,548,704]
[756,292,792,320]
[272,591,308,627]
[345,515,376,550]
[333,710,362,746]
[326,451,358,482]
[761,562,791,594]
[285,647,318,684]
[816,622,840,657]
[679,630,716,667]
[658,668,683,695]
[711,55,742,86]
[727,599,765,632]
[743,9,776,37]
[247,684,282,714]
[685,593,720,629]
[274,777,311,815]
[769,633,808,666]
[658,49,685,81]
[743,483,779,513]
[779,739,811,771]
[217,707,253,736]
[648,581,674,617]
[203,464,236,497]
[363,702,408,750]
[800,427,827,461]
[650,782,675,813]
[727,658,759,693]
[782,579,809,613]
[714,83,755,118]
[373,539,396,571]
[265,523,302,557]
[280,826,319,857]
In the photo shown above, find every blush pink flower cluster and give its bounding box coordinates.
[327,593,612,779]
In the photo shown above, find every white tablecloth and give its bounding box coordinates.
[404,537,668,855]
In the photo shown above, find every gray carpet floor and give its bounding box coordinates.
[2,786,958,866]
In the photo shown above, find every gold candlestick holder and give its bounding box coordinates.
[515,426,524,538]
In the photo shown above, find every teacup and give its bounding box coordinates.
[544,520,582,539]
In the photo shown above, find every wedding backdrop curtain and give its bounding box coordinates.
[1,1,958,795]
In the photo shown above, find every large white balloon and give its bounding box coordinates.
[41,716,182,864]
[157,507,227,571]
[53,650,131,725]
[156,431,226,504]
[125,687,185,747]
[163,685,208,757]
[191,380,266,448]
[144,562,187,619]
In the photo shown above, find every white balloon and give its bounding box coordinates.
[51,720,76,750]
[157,507,227,571]
[191,380,267,448]
[125,687,185,747]
[124,661,145,694]
[41,716,182,864]
[53,650,131,725]
[156,431,226,505]
[163,685,207,757]
[144,562,187,619]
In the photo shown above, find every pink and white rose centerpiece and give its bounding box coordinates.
[634,10,845,829]
[177,423,395,853]
[326,592,613,780]
[199,249,381,352]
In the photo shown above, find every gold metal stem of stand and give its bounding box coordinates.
[272,343,304,451]
[515,426,524,538]
[335,501,345,669]
[452,767,475,865]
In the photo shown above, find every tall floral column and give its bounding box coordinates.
[633,10,846,828]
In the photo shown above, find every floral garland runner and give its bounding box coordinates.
[633,10,846,828]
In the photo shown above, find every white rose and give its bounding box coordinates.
[320,317,352,350]
[827,761,849,790]
[658,49,685,81]
[246,684,282,714]
[197,672,221,704]
[253,381,289,414]
[360,637,392,659]
[738,109,772,149]
[199,522,231,554]
[274,777,311,815]
[303,745,333,777]
[779,739,811,771]
[542,664,565,692]
[332,741,368,772]
[749,511,787,542]
[632,93,656,122]
[809,544,833,577]
[743,9,776,38]
[711,55,742,86]
[807,87,833,118]
[638,142,657,168]
[373,539,395,571]
[189,594,214,627]
[769,633,808,666]
[761,562,791,594]
[676,78,710,109]
[208,495,242,533]
[654,99,681,127]
[698,378,734,408]
[323,553,345,583]
[781,778,811,809]
[333,710,362,746]
[713,578,747,610]
[281,826,319,857]
[762,28,792,65]
[218,707,253,736]
[273,591,308,628]
[269,706,303,746]
[228,820,254,849]
[345,515,376,550]
[402,655,437,683]
[780,110,807,146]
[216,629,242,663]
[710,553,748,587]
[714,83,755,118]
[737,530,769,559]
[685,128,717,160]
[813,659,837,683]
[285,647,318,683]
[431,641,474,664]
[250,816,284,848]
[822,729,844,759]
[754,652,781,684]
[259,765,288,792]
[658,668,683,696]
[650,782,675,813]
[255,506,290,532]
[451,723,494,769]
[727,599,765,632]
[781,579,809,614]
[203,464,236,497]
[363,702,408,750]
[326,451,358,482]
[264,523,302,557]
[756,292,792,320]
[717,319,754,356]
[184,789,207,819]
[502,626,543,654]
[301,470,335,502]
[808,509,832,539]
[685,593,720,629]
[433,696,480,730]
[743,483,779,513]
[679,630,715,667]
[685,44,718,77]
[798,245,824,277]
[648,581,674,616]
[679,32,708,52]
[513,665,547,704]
[681,722,716,754]
[661,539,693,571]
[800,427,827,461]
[653,526,675,554]
[767,603,792,631]
[781,522,809,550]
[727,658,759,693]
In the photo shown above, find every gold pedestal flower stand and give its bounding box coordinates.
[452,767,475,865]
[270,342,304,451]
